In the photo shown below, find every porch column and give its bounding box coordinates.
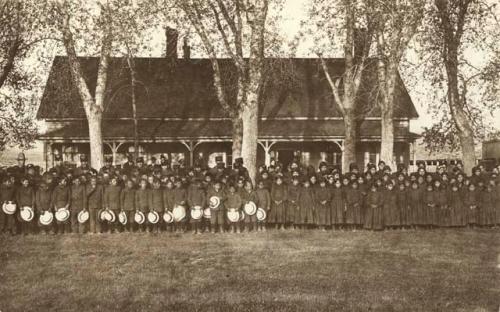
[180,141,202,167]
[104,141,125,166]
[258,140,277,167]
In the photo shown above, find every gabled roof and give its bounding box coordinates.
[37,56,418,120]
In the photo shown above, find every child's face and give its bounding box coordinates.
[229,186,236,193]
[153,182,161,189]
[111,179,118,186]
[412,183,418,189]
[140,181,147,189]
[214,183,221,191]
[127,181,134,189]
[292,180,299,186]
[22,180,29,187]
[335,181,341,188]
[276,179,283,185]
[258,182,265,189]
[387,184,394,190]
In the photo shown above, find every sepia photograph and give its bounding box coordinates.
[0,0,499,311]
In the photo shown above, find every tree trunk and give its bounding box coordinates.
[241,101,258,184]
[446,59,476,175]
[87,109,104,170]
[127,57,139,160]
[232,117,243,160]
[342,109,357,172]
[380,107,394,168]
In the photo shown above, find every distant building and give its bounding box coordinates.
[37,51,419,171]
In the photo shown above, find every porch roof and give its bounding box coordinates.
[39,119,419,142]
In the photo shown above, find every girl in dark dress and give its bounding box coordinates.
[449,183,465,227]
[270,176,288,230]
[396,183,410,229]
[298,180,315,228]
[434,180,449,228]
[383,182,399,230]
[364,184,383,230]
[422,184,436,229]
[331,180,345,230]
[479,184,495,227]
[345,181,363,230]
[287,177,300,230]
[315,178,331,230]
[463,183,479,228]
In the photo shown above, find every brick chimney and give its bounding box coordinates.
[165,27,178,59]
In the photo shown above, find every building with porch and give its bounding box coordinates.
[37,56,419,171]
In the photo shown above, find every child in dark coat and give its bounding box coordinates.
[449,183,465,227]
[120,179,136,232]
[135,179,149,232]
[36,181,53,234]
[315,178,331,231]
[464,183,479,228]
[396,183,410,229]
[479,184,495,227]
[364,184,383,230]
[86,176,104,234]
[255,180,271,232]
[149,179,164,233]
[240,181,258,232]
[287,177,300,229]
[422,184,436,229]
[70,176,87,234]
[345,181,363,230]
[0,178,17,235]
[383,182,399,230]
[331,180,345,230]
[298,180,315,228]
[270,176,287,230]
[51,177,71,234]
[16,177,35,235]
[206,180,226,233]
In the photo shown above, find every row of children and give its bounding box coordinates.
[1,164,500,236]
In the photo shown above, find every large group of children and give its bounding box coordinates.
[1,152,500,236]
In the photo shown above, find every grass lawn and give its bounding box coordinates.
[1,229,499,312]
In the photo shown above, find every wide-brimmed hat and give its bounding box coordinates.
[118,211,127,225]
[227,208,240,223]
[173,205,186,222]
[100,209,116,223]
[134,211,145,224]
[203,207,211,219]
[163,211,174,223]
[190,205,203,220]
[209,196,220,209]
[2,202,16,215]
[147,211,160,224]
[256,208,267,221]
[20,206,34,222]
[243,201,257,215]
[39,211,54,225]
[55,207,70,222]
[77,210,89,223]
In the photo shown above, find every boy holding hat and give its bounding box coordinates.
[70,176,87,234]
[86,176,104,234]
[172,179,188,233]
[187,179,206,234]
[35,181,53,234]
[16,177,35,235]
[104,176,122,233]
[51,177,71,234]
[135,179,150,232]
[255,180,271,231]
[0,177,17,235]
[206,180,226,233]
[148,178,164,233]
[120,179,136,232]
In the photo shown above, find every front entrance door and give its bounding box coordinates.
[277,150,294,169]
